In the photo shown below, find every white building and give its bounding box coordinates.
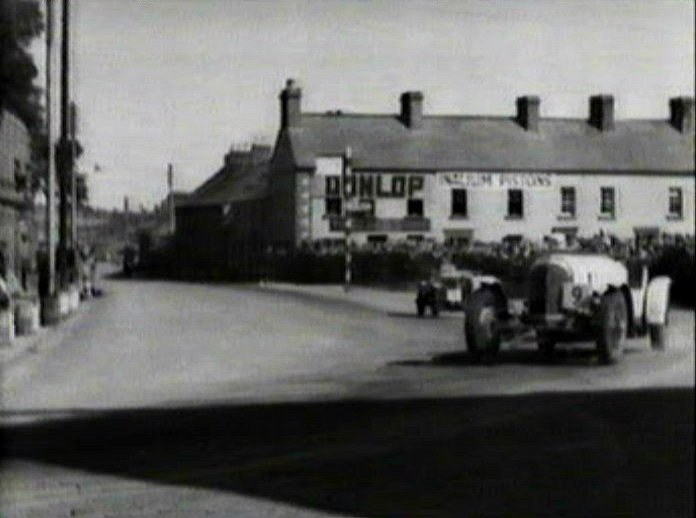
[264,81,694,248]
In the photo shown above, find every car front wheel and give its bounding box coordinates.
[597,291,628,364]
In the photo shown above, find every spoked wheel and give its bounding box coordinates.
[596,291,628,364]
[465,290,502,362]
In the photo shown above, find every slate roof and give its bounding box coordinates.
[286,113,695,173]
[181,147,272,207]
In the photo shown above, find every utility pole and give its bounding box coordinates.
[57,0,72,288]
[167,164,175,234]
[45,0,56,296]
[342,146,352,292]
[70,102,78,250]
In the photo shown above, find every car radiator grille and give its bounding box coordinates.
[528,264,572,316]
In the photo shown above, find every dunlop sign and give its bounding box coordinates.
[324,174,425,198]
[439,172,554,190]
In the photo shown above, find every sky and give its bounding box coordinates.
[31,0,695,210]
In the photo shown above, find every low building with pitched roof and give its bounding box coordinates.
[174,144,272,273]
[265,80,693,248]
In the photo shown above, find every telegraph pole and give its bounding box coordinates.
[70,102,78,249]
[45,0,56,296]
[57,0,72,288]
[342,146,352,292]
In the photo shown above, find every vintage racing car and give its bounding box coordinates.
[464,253,671,364]
[416,266,500,316]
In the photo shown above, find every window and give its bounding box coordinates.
[407,198,424,217]
[325,197,342,216]
[507,189,523,218]
[600,187,615,217]
[14,159,26,192]
[451,188,468,217]
[668,187,683,218]
[560,187,576,217]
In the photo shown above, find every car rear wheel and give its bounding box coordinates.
[597,291,628,364]
[465,289,502,361]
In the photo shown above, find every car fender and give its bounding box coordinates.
[645,276,671,325]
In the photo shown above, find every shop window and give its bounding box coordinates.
[451,188,468,217]
[600,187,615,218]
[560,186,576,217]
[407,198,424,217]
[668,187,683,218]
[325,197,342,216]
[507,189,523,219]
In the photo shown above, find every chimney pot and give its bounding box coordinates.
[280,78,302,129]
[589,94,615,131]
[670,97,694,134]
[516,96,540,132]
[400,91,424,129]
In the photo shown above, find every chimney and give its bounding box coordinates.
[516,96,540,132]
[400,91,423,129]
[670,97,695,134]
[279,78,302,129]
[589,95,614,131]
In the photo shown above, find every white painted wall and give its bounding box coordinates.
[295,168,694,244]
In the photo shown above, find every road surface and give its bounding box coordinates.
[1,277,693,517]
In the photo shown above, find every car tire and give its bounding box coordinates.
[649,323,667,350]
[597,291,628,364]
[465,289,502,361]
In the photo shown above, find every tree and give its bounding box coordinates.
[0,0,44,133]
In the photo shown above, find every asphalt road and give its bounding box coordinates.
[0,277,693,517]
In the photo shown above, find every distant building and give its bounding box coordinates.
[0,109,36,288]
[267,80,694,248]
[175,145,271,271]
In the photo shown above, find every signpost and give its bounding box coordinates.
[342,146,352,292]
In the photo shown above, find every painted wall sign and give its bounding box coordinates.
[439,172,554,189]
[324,174,425,198]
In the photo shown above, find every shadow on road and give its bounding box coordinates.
[390,346,647,368]
[1,388,693,517]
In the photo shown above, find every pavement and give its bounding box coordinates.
[0,306,87,368]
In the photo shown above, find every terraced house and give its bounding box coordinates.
[263,80,694,248]
[0,108,36,287]
[175,80,694,273]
